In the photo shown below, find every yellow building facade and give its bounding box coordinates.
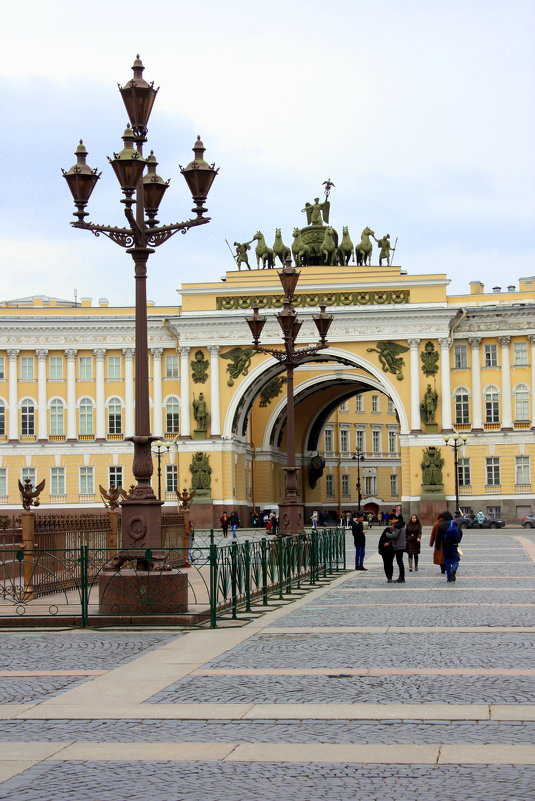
[0,264,534,524]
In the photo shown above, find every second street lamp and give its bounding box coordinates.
[63,56,218,550]
[152,440,172,500]
[247,257,333,536]
[444,431,468,517]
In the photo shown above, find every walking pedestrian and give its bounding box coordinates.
[220,511,229,538]
[406,513,422,572]
[229,510,239,538]
[429,512,447,574]
[385,516,406,582]
[438,512,463,582]
[351,511,367,570]
[378,520,395,583]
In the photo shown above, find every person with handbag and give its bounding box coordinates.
[385,516,407,583]
[378,521,395,583]
[406,513,422,572]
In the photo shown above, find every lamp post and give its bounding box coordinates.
[63,56,218,550]
[352,447,365,512]
[246,258,333,535]
[152,440,172,500]
[444,431,467,517]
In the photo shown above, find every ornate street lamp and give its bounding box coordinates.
[152,440,172,500]
[444,431,468,517]
[62,56,218,550]
[352,447,365,512]
[246,258,333,535]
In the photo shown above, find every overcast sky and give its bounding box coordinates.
[1,0,533,307]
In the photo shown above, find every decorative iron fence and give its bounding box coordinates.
[0,529,346,627]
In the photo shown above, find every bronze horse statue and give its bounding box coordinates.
[252,232,275,269]
[356,227,375,266]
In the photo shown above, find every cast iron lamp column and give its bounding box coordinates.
[352,447,365,512]
[62,56,218,550]
[152,440,172,500]
[444,431,468,517]
[247,258,333,536]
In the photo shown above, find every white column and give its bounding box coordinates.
[179,346,190,436]
[499,336,513,429]
[94,348,106,439]
[530,336,535,429]
[36,349,48,441]
[7,349,19,441]
[65,350,77,440]
[439,338,452,431]
[469,337,482,430]
[152,348,163,436]
[408,339,421,431]
[123,348,135,437]
[209,345,221,436]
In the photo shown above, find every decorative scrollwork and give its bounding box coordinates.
[216,289,410,310]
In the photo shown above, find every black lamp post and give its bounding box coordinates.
[63,56,218,550]
[444,431,468,517]
[246,258,333,535]
[352,447,365,512]
[152,440,172,500]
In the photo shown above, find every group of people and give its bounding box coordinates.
[219,510,240,538]
[351,506,462,584]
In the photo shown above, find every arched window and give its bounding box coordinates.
[165,397,180,434]
[454,388,470,425]
[514,384,530,421]
[21,399,35,436]
[485,386,500,424]
[108,397,122,435]
[50,399,64,436]
[0,401,5,436]
[79,398,93,435]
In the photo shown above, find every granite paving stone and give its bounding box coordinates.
[275,605,535,627]
[0,676,89,704]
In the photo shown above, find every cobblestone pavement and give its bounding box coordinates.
[0,531,533,800]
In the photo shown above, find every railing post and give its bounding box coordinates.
[261,537,268,606]
[80,544,89,628]
[210,528,214,545]
[209,540,218,628]
[231,540,238,619]
[278,537,284,599]
[311,530,318,584]
[297,534,303,589]
[244,539,251,612]
[21,510,36,600]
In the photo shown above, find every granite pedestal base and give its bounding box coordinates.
[98,569,188,615]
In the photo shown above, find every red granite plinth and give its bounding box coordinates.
[98,570,188,615]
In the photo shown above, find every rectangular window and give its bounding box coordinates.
[390,474,398,496]
[51,467,65,496]
[340,428,349,452]
[80,466,94,495]
[458,457,471,487]
[454,345,468,369]
[388,430,397,454]
[516,456,530,485]
[355,395,363,412]
[486,457,500,486]
[21,403,34,436]
[108,404,122,435]
[487,505,501,519]
[50,402,64,435]
[165,355,179,378]
[0,404,5,436]
[79,356,92,379]
[326,474,334,497]
[0,356,4,379]
[109,465,123,488]
[364,476,376,496]
[49,357,63,380]
[324,428,333,452]
[108,356,121,379]
[484,344,498,367]
[513,342,528,366]
[372,430,381,453]
[166,464,178,493]
[21,357,34,380]
[80,402,93,435]
[485,392,499,423]
[21,467,36,487]
[356,429,365,452]
[341,474,350,496]
[339,400,348,412]
[371,395,379,413]
[387,397,394,414]
[455,392,470,424]
[0,468,6,495]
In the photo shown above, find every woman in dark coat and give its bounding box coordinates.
[429,512,448,574]
[406,513,422,572]
[378,522,395,583]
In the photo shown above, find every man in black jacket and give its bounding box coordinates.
[351,512,367,570]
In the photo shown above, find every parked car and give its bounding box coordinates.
[521,513,535,528]
[454,514,505,529]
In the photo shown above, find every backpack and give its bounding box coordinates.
[443,519,462,546]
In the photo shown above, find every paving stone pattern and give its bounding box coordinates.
[0,762,533,801]
[0,676,88,704]
[0,718,534,744]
